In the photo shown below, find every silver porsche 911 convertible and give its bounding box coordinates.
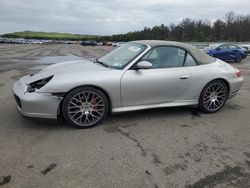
[13,40,244,128]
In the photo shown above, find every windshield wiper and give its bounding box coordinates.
[94,58,109,68]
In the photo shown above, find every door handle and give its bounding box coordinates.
[180,75,189,79]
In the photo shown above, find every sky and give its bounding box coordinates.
[0,0,249,35]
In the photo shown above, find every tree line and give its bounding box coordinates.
[2,12,250,42]
[100,12,250,42]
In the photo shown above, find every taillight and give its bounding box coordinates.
[236,71,242,77]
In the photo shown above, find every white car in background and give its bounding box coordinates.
[241,44,250,54]
[113,42,127,47]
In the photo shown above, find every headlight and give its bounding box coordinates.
[27,75,53,92]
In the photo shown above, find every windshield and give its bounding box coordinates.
[99,43,147,69]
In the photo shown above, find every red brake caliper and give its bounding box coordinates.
[92,98,97,110]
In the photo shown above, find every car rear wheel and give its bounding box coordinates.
[198,80,228,113]
[62,87,109,128]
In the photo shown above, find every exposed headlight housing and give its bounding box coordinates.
[27,75,53,92]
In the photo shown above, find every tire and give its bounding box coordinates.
[62,87,109,128]
[235,55,242,63]
[198,80,228,113]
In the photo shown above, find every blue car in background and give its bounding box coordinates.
[206,44,247,63]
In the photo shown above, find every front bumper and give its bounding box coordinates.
[243,52,247,59]
[12,75,62,119]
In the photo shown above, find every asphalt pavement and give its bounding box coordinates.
[0,44,250,188]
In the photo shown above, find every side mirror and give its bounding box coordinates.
[135,61,152,69]
[216,47,221,51]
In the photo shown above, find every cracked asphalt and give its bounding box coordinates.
[0,44,250,188]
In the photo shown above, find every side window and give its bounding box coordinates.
[141,47,185,68]
[142,49,158,62]
[141,48,159,68]
[220,45,228,49]
[229,45,240,49]
[229,45,236,49]
[184,53,197,66]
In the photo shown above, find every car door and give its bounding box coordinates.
[214,44,229,60]
[228,44,239,60]
[121,46,193,107]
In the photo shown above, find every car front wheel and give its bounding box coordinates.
[198,80,228,113]
[62,87,109,128]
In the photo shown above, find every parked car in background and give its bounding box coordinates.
[13,40,244,128]
[80,41,87,46]
[106,42,113,46]
[206,44,247,63]
[80,40,97,46]
[64,41,74,44]
[101,41,108,46]
[97,42,103,46]
[0,38,46,45]
[241,44,250,54]
[113,42,127,47]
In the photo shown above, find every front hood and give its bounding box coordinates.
[28,60,107,83]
